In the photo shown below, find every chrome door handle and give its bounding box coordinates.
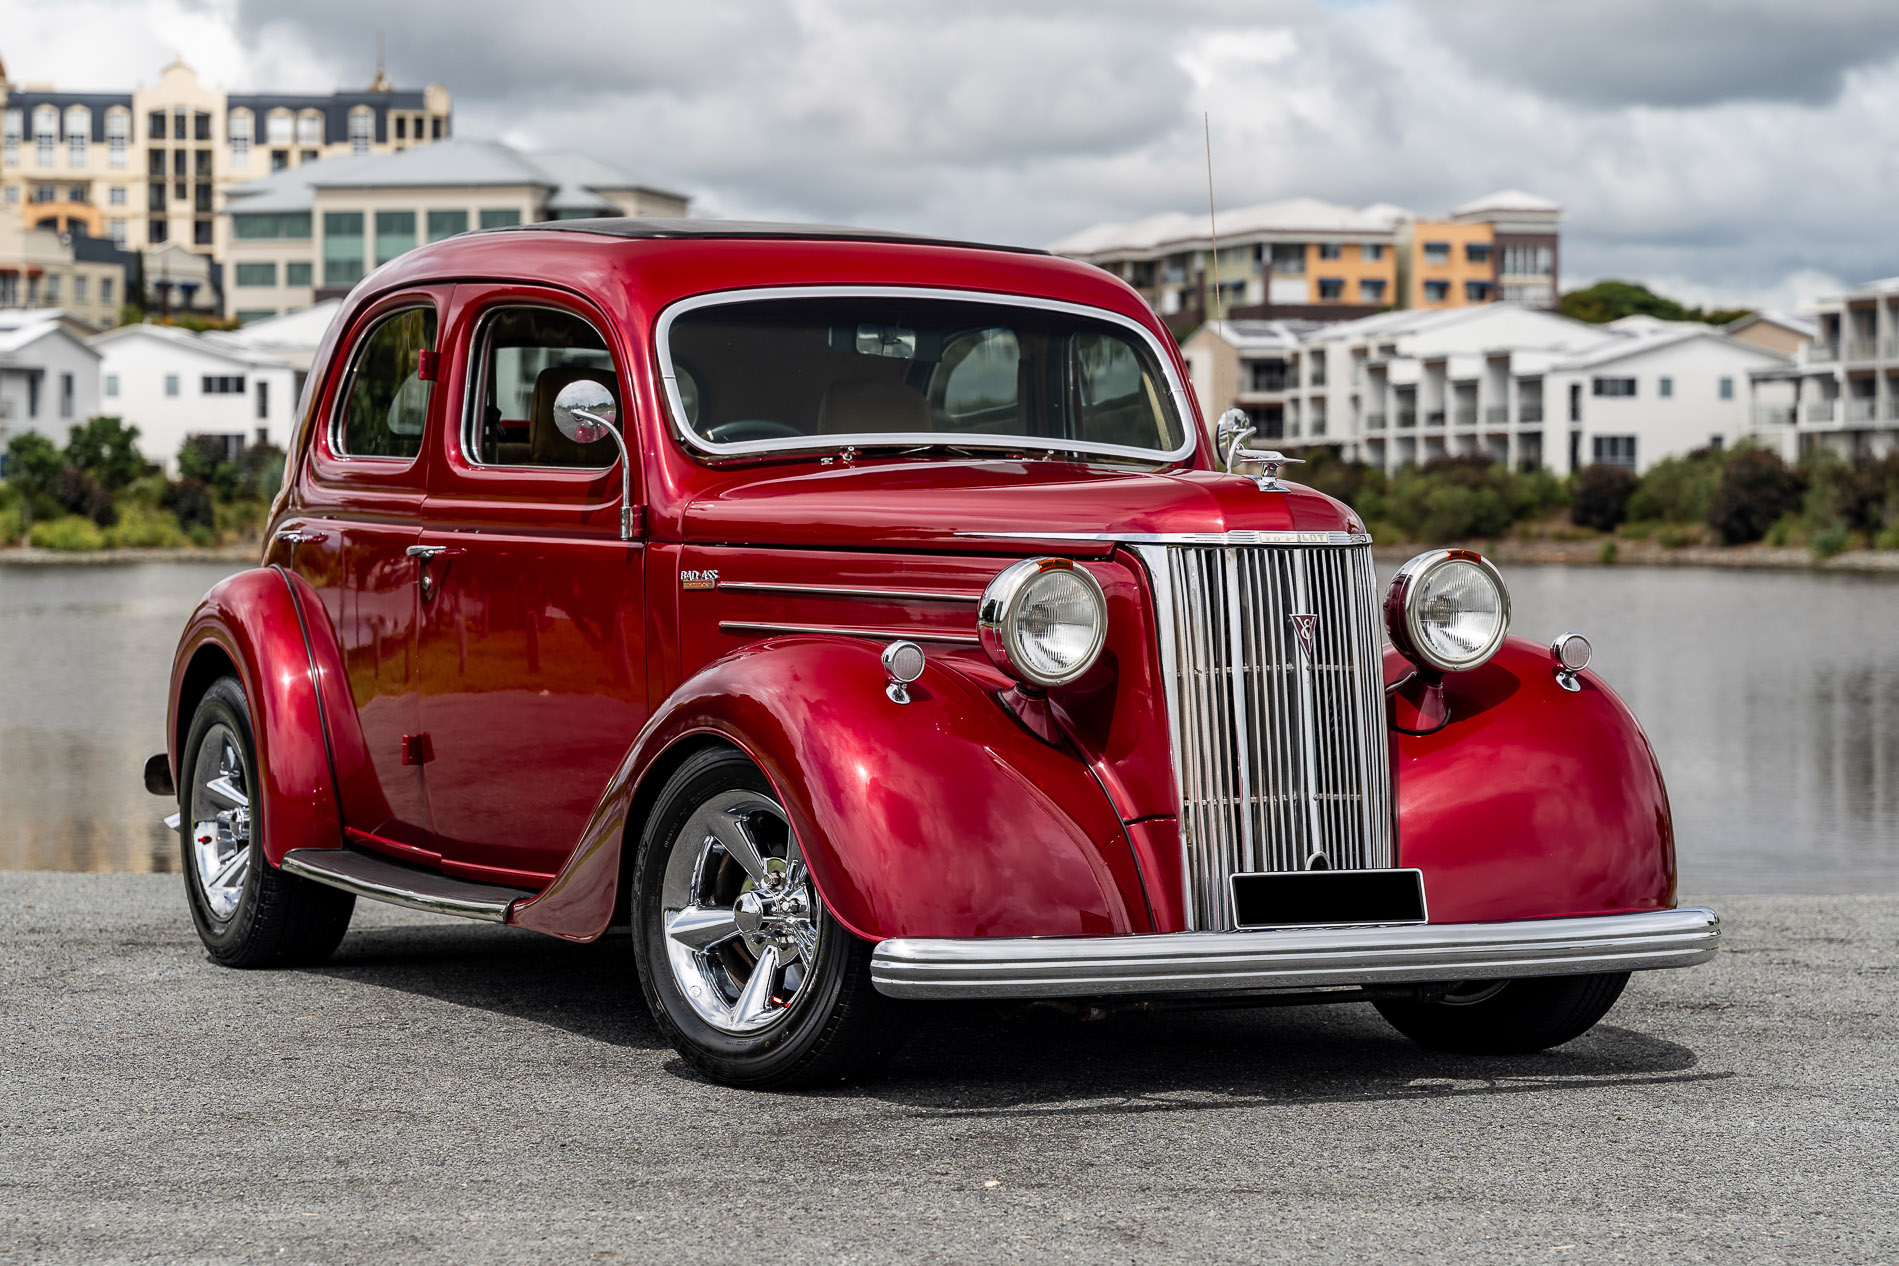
[405,545,465,563]
[275,527,327,545]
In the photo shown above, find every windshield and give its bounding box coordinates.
[661,292,1191,462]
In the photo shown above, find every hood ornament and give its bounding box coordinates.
[1216,409,1303,493]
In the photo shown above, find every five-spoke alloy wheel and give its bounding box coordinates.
[634,747,908,1088]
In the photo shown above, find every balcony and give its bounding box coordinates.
[1366,412,1387,430]
[1752,404,1796,426]
[1845,398,1878,422]
[1425,409,1446,427]
[1519,402,1544,423]
[1846,339,1880,362]
[1809,343,1839,363]
[1484,405,1509,424]
[1806,400,1839,424]
[1396,409,1417,428]
[1454,407,1478,426]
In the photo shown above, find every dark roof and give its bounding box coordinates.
[4,92,134,142]
[70,235,136,269]
[508,218,1047,255]
[226,90,435,146]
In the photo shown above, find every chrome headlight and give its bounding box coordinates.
[1385,549,1510,675]
[978,558,1108,688]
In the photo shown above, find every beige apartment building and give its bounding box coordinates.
[0,208,123,326]
[222,140,689,321]
[1,52,450,288]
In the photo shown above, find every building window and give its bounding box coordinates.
[1269,243,1305,275]
[3,109,20,166]
[147,110,166,142]
[46,275,60,303]
[202,375,247,395]
[1358,278,1386,303]
[149,217,168,244]
[235,262,278,287]
[235,308,279,324]
[1592,377,1637,397]
[66,107,90,166]
[300,150,319,165]
[349,109,373,155]
[395,116,408,140]
[286,260,313,287]
[297,113,323,146]
[1659,376,1673,398]
[165,374,180,397]
[107,109,128,168]
[194,182,213,212]
[323,211,366,286]
[1423,241,1450,264]
[109,186,126,205]
[233,212,313,240]
[267,112,293,146]
[432,117,444,139]
[229,111,252,170]
[108,219,125,243]
[3,186,15,204]
[1501,243,1553,277]
[173,111,188,141]
[256,379,270,419]
[34,106,57,165]
[1317,278,1344,300]
[374,209,417,265]
[105,374,120,397]
[1719,376,1734,399]
[1423,280,1450,302]
[1361,243,1384,261]
[1464,281,1493,302]
[1465,242,1493,264]
[1592,435,1637,468]
[426,208,468,241]
[478,208,521,229]
[271,149,289,172]
[101,277,114,303]
[1318,242,1342,260]
[194,111,211,142]
[74,276,87,303]
[194,218,213,245]
[60,372,74,419]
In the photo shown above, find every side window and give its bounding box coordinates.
[336,307,436,459]
[465,306,619,468]
[933,327,1019,430]
[1073,331,1169,448]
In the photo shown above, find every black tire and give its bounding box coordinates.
[1374,972,1630,1055]
[179,675,355,968]
[632,747,910,1089]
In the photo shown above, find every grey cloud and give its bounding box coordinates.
[1418,0,1899,108]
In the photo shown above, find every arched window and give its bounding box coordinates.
[229,109,252,171]
[106,108,129,168]
[34,106,57,165]
[349,107,372,155]
[65,106,90,166]
[297,112,323,146]
[266,110,293,146]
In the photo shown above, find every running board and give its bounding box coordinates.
[280,848,534,923]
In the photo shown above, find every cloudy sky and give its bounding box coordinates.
[10,0,1899,307]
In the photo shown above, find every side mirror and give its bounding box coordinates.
[551,378,636,540]
[553,379,618,446]
[1216,408,1255,471]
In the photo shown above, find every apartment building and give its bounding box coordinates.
[0,208,125,327]
[0,308,102,455]
[1050,189,1560,330]
[1747,276,1899,461]
[1,54,451,290]
[91,321,300,470]
[221,140,689,321]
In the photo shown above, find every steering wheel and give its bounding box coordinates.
[704,419,805,443]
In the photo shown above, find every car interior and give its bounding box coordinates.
[467,306,621,468]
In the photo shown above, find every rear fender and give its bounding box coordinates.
[1391,636,1677,922]
[510,636,1149,944]
[168,567,343,865]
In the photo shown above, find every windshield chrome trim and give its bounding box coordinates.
[653,284,1200,465]
[955,530,1373,547]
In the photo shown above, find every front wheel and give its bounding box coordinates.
[632,748,908,1088]
[179,675,355,967]
[1373,973,1630,1055]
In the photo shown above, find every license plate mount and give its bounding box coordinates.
[1228,868,1428,929]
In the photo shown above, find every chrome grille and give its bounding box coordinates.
[1135,541,1393,930]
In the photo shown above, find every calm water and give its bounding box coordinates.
[1,560,1894,893]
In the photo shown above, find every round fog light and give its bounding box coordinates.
[1551,632,1591,691]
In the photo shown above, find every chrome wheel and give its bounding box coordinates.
[660,789,820,1035]
[188,723,252,922]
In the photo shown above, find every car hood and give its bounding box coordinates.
[680,459,1363,555]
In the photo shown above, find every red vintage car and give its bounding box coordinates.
[147,220,1718,1088]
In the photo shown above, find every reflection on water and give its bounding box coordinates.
[1,560,1894,892]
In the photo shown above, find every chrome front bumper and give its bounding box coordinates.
[869,906,1720,1001]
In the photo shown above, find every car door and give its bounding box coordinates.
[410,285,648,887]
[274,291,448,855]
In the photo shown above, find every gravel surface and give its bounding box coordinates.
[2,874,1894,1264]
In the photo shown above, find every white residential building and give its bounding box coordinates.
[89,322,298,471]
[1747,276,1899,462]
[0,308,102,456]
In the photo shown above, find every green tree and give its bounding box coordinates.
[176,436,241,500]
[3,433,65,524]
[64,416,150,491]
[1561,280,1752,328]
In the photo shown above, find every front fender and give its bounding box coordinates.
[1393,636,1677,923]
[168,567,342,865]
[511,636,1149,944]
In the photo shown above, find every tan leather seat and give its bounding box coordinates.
[816,377,931,435]
[529,365,622,467]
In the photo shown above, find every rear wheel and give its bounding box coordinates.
[1373,973,1630,1055]
[632,747,908,1088]
[179,676,355,967]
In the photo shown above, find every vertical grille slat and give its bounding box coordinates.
[1141,541,1392,930]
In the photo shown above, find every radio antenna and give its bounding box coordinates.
[1204,111,1223,334]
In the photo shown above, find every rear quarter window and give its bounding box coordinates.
[334,306,437,459]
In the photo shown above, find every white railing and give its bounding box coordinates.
[1484,405,1509,424]
[1806,400,1839,423]
[1752,404,1795,426]
[1845,398,1878,422]
[1846,339,1880,361]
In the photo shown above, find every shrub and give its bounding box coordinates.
[1764,514,1801,548]
[1800,450,1899,538]
[0,502,22,545]
[161,478,217,532]
[1656,523,1700,549]
[1878,521,1899,551]
[1708,448,1804,545]
[64,416,150,491]
[3,432,64,520]
[1809,523,1853,559]
[28,515,107,551]
[1628,450,1721,524]
[103,503,187,549]
[1598,539,1619,565]
[1570,464,1639,531]
[56,467,118,527]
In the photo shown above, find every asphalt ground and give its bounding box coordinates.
[2,874,1894,1265]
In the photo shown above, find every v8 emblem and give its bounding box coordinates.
[1289,613,1318,664]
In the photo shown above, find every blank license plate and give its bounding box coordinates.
[1228,868,1428,929]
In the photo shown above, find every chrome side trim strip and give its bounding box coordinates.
[869,907,1721,1000]
[956,530,1373,546]
[719,581,983,604]
[719,620,980,645]
[281,848,527,923]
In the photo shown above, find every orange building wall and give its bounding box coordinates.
[1407,221,1496,310]
[1305,240,1398,307]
